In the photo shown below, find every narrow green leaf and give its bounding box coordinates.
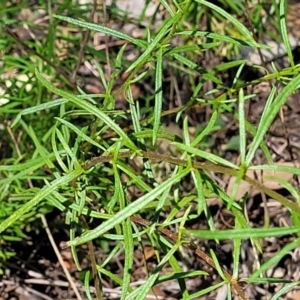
[84,270,93,300]
[126,242,180,300]
[195,0,258,45]
[126,13,181,73]
[121,219,133,299]
[173,142,238,169]
[191,105,218,147]
[249,164,300,175]
[279,0,294,67]
[159,0,175,16]
[0,153,57,172]
[210,249,226,282]
[11,98,67,128]
[231,205,262,253]
[153,47,163,145]
[0,169,82,234]
[54,15,146,48]
[55,117,105,151]
[99,267,125,287]
[166,43,220,55]
[172,53,223,85]
[155,270,208,284]
[67,168,190,247]
[186,226,300,240]
[35,69,137,151]
[246,73,300,164]
[249,237,300,283]
[186,282,224,299]
[232,219,242,279]
[176,31,268,48]
[270,281,300,300]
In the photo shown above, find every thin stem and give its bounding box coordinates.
[83,150,300,214]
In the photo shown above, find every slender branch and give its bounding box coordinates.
[82,150,300,214]
[80,215,102,300]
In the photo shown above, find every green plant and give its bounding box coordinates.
[1,0,300,299]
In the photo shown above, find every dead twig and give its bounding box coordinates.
[40,214,83,300]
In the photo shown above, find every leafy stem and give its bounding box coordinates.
[83,150,300,214]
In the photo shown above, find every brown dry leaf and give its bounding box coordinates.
[286,289,300,300]
[227,162,299,200]
[144,246,155,261]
